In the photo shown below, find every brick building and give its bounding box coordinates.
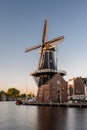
[37,73,68,103]
[68,77,85,101]
[82,78,87,100]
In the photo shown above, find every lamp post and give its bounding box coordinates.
[57,80,61,103]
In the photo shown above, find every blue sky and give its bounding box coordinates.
[0,0,87,93]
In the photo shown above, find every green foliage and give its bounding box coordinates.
[0,90,6,97]
[20,93,26,98]
[0,88,35,100]
[7,88,20,98]
[0,90,6,95]
[28,92,34,98]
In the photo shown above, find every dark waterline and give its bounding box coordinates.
[0,101,87,130]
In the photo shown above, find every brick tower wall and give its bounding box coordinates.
[49,73,68,103]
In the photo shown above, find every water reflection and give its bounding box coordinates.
[66,108,87,130]
[36,107,87,130]
[0,102,87,130]
[37,107,68,130]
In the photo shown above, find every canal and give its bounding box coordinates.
[0,101,87,130]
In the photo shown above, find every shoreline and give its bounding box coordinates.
[23,102,87,108]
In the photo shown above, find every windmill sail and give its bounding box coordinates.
[25,44,41,52]
[42,20,48,44]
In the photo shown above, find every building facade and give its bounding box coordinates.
[68,77,85,101]
[37,73,68,103]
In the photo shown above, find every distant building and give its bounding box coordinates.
[82,78,87,100]
[68,77,85,101]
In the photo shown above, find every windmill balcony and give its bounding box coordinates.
[31,69,66,77]
[31,69,57,76]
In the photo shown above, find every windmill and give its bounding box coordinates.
[25,20,66,102]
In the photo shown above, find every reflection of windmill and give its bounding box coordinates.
[25,20,67,102]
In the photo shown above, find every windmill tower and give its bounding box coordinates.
[25,20,67,102]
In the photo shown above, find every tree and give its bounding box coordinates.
[0,90,6,95]
[20,93,26,99]
[28,92,34,98]
[7,88,20,98]
[0,90,6,98]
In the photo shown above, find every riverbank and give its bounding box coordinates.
[23,102,87,108]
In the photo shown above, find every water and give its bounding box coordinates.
[0,102,87,130]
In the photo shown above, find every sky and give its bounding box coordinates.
[0,0,87,93]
